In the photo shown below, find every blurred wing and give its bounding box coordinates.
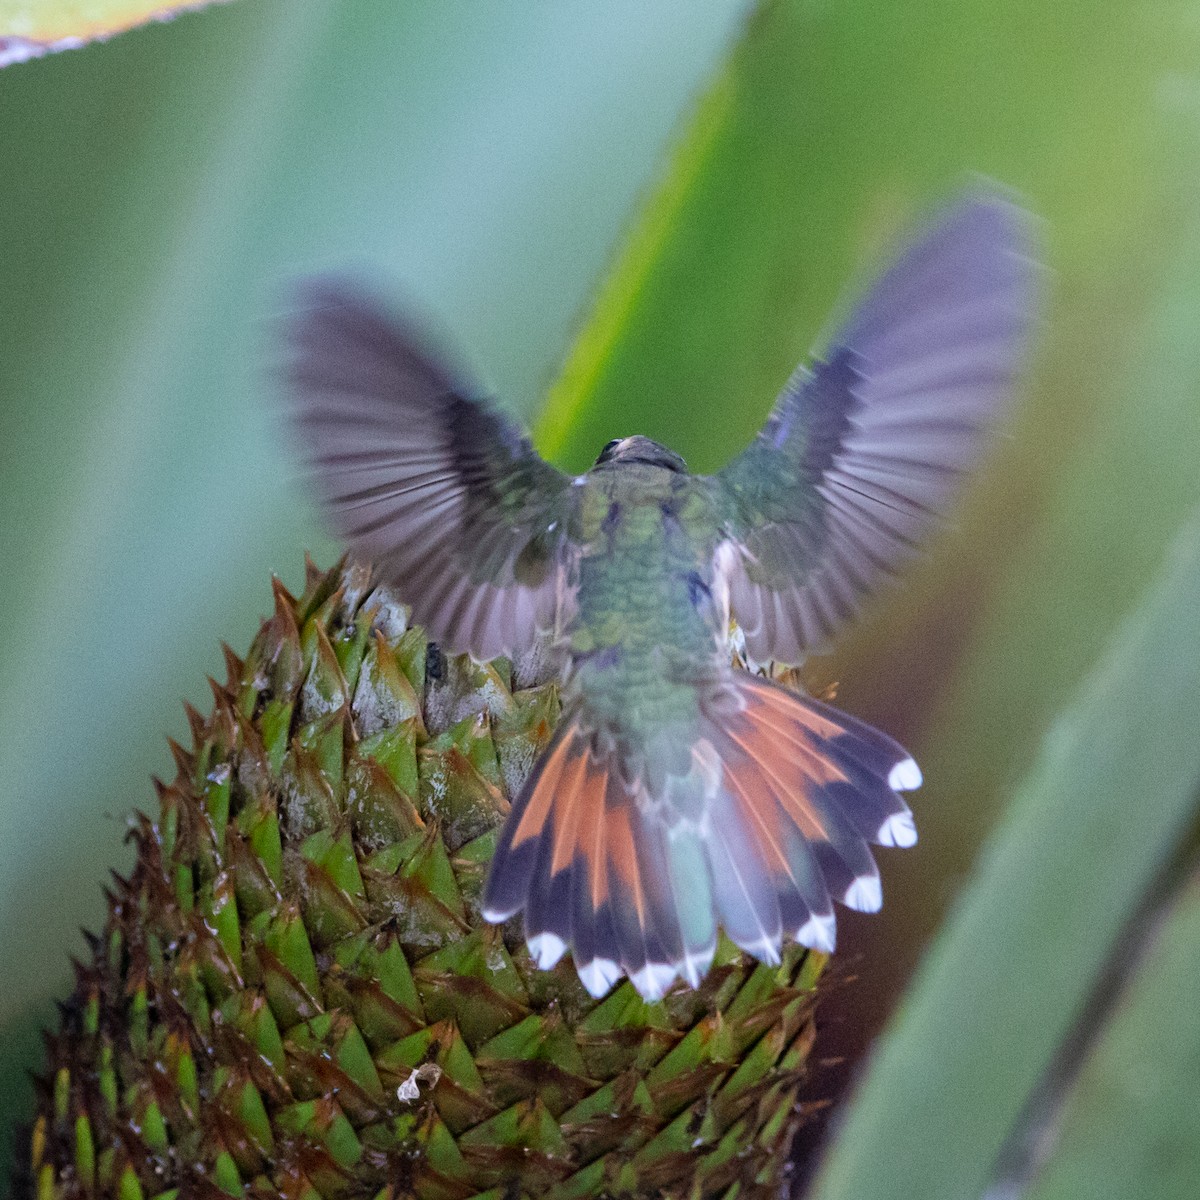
[285,281,577,660]
[708,192,1041,662]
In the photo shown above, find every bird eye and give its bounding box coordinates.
[593,438,624,467]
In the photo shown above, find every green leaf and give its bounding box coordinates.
[1025,873,1200,1200]
[808,508,1200,1200]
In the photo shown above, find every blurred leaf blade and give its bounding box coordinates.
[809,506,1200,1200]
[1025,871,1200,1200]
[536,66,739,460]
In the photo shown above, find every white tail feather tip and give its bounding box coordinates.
[481,906,513,924]
[888,757,923,791]
[845,875,883,912]
[682,946,717,987]
[630,963,678,1002]
[797,913,837,953]
[742,935,783,967]
[527,932,567,970]
[577,958,622,998]
[878,811,918,848]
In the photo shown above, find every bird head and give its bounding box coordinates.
[592,435,688,472]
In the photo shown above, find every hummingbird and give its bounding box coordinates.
[283,192,1038,1002]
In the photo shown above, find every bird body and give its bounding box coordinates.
[284,192,1039,1000]
[484,441,920,998]
[568,445,725,746]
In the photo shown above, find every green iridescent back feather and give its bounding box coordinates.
[568,463,723,761]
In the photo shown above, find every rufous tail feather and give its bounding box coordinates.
[482,672,919,1001]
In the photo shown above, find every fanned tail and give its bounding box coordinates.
[481,672,919,1002]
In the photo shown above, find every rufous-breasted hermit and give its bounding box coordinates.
[282,191,1038,1001]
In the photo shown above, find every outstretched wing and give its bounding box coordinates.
[707,192,1041,663]
[284,281,577,661]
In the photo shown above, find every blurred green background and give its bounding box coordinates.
[4,0,1200,1194]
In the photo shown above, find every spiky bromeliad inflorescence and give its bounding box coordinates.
[26,558,828,1200]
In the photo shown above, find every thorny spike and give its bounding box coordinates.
[222,642,245,691]
[166,738,194,780]
[272,574,299,613]
[207,675,232,708]
[304,551,327,594]
[183,700,207,747]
